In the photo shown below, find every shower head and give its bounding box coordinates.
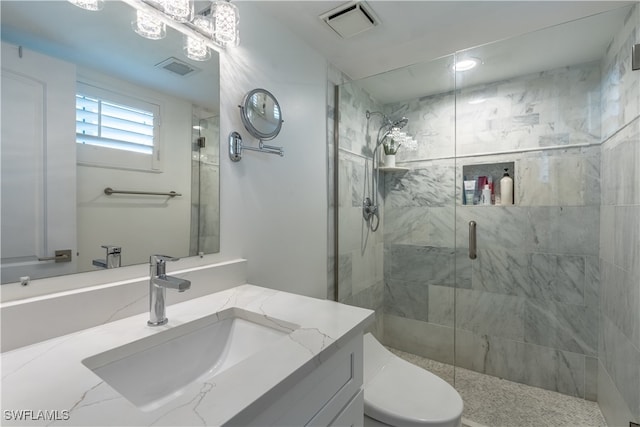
[391,117,408,130]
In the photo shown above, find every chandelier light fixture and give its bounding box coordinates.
[132,9,166,40]
[211,0,239,47]
[162,0,193,23]
[67,0,104,11]
[69,0,240,61]
[184,36,211,61]
[193,14,214,37]
[184,14,213,61]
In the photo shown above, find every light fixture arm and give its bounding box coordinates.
[120,0,222,52]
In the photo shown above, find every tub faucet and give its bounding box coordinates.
[148,255,191,326]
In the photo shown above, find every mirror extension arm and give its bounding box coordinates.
[229,132,284,162]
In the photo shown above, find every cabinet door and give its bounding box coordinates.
[330,390,364,427]
[1,43,77,282]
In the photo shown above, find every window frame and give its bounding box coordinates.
[75,81,163,172]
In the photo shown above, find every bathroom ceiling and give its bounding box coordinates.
[253,1,634,81]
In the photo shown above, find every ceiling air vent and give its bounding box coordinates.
[320,1,379,39]
[155,57,200,77]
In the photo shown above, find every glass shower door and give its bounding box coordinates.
[336,54,458,385]
[452,12,609,422]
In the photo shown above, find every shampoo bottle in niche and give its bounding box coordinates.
[500,168,513,205]
[481,184,492,205]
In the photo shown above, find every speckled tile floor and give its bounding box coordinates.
[388,347,607,427]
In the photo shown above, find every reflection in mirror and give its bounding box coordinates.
[240,89,283,140]
[0,0,220,286]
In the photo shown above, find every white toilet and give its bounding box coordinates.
[362,333,464,427]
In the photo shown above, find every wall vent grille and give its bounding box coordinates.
[155,57,200,76]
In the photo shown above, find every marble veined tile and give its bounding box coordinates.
[455,288,525,341]
[386,92,456,163]
[528,253,585,305]
[526,206,600,256]
[455,206,529,251]
[384,205,456,248]
[383,314,454,364]
[516,147,600,207]
[524,299,597,356]
[384,164,456,208]
[602,15,640,139]
[428,285,454,327]
[387,244,455,286]
[584,256,600,310]
[471,248,585,305]
[384,279,429,322]
[344,279,384,312]
[522,342,585,398]
[383,206,429,245]
[599,314,640,419]
[600,259,640,350]
[455,329,586,398]
[601,119,640,206]
[614,205,640,277]
[454,329,528,385]
[337,253,353,302]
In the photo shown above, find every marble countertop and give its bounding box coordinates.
[1,285,374,426]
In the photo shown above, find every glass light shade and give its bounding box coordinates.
[67,0,104,11]
[193,15,214,37]
[132,10,166,40]
[211,1,239,47]
[163,0,193,22]
[183,36,211,61]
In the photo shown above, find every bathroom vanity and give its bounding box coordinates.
[1,285,373,426]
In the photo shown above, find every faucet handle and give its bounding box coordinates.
[150,254,179,264]
[102,245,122,254]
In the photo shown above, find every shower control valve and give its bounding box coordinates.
[363,197,378,220]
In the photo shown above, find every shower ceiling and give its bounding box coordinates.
[354,5,632,104]
[257,1,634,82]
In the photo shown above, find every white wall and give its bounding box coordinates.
[76,68,193,270]
[1,1,329,303]
[217,2,329,299]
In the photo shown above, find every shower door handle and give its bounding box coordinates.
[469,221,477,260]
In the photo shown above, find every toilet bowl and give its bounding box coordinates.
[362,333,463,427]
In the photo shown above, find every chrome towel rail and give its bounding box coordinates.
[104,187,181,197]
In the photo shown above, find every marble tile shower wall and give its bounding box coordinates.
[598,4,640,423]
[335,80,385,337]
[383,61,602,400]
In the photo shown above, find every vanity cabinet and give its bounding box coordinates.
[229,333,364,427]
[1,285,373,427]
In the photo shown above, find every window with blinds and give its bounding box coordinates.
[76,95,155,155]
[75,82,162,171]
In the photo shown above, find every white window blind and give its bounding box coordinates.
[76,94,155,155]
[75,82,162,172]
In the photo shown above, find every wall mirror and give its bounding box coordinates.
[240,89,283,141]
[1,0,220,286]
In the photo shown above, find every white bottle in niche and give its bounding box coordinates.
[500,168,513,205]
[481,184,492,205]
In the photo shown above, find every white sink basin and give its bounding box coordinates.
[82,308,297,412]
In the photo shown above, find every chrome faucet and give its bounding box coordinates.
[148,255,191,326]
[92,245,122,269]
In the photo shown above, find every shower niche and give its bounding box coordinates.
[462,161,515,206]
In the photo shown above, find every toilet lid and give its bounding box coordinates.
[364,356,464,427]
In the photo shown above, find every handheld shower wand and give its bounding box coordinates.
[363,111,408,232]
